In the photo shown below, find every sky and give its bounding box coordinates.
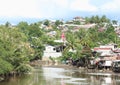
[0,0,120,24]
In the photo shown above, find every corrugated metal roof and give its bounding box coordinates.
[94,48,112,51]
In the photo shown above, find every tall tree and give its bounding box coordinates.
[55,20,63,26]
[43,20,50,27]
[0,26,34,74]
[5,21,11,28]
[112,20,118,25]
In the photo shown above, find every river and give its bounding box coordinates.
[1,66,120,85]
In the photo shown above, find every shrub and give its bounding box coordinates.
[15,64,32,73]
[0,58,13,74]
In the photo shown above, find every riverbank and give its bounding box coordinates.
[44,64,113,73]
[30,60,116,74]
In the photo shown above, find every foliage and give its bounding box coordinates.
[73,21,81,25]
[43,20,50,27]
[18,22,46,60]
[112,20,118,24]
[81,46,92,57]
[5,21,11,28]
[55,20,63,26]
[0,58,13,74]
[0,26,34,75]
[15,64,32,73]
[85,15,110,24]
[60,52,77,61]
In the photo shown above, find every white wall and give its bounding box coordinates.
[43,45,62,58]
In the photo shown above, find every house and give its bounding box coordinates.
[93,44,120,61]
[93,44,117,57]
[47,31,56,37]
[112,23,119,29]
[115,29,120,37]
[43,45,62,59]
[73,16,85,24]
[94,47,113,56]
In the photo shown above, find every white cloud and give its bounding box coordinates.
[0,0,42,18]
[101,0,120,12]
[70,0,98,12]
[32,0,69,19]
[53,0,68,8]
[1,0,117,19]
[0,0,98,19]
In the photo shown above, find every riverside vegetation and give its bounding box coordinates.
[0,15,119,81]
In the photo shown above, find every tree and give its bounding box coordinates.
[90,16,95,23]
[43,20,50,27]
[28,23,43,37]
[55,20,63,26]
[0,58,13,74]
[101,15,109,23]
[81,46,92,57]
[30,37,44,60]
[5,21,11,28]
[75,28,95,48]
[17,22,29,30]
[94,15,100,23]
[17,21,29,37]
[85,17,90,24]
[18,22,46,61]
[61,32,77,59]
[73,21,81,25]
[0,26,34,74]
[112,20,118,25]
[86,15,110,24]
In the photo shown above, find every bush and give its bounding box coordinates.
[0,58,13,74]
[15,64,32,73]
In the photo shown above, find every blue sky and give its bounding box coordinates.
[0,0,120,24]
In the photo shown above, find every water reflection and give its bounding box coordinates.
[1,66,120,85]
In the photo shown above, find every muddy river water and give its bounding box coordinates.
[1,66,120,85]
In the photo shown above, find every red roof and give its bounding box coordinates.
[94,47,112,51]
[113,49,120,53]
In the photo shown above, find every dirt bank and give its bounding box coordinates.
[30,60,120,74]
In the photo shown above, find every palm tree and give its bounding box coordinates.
[112,20,118,25]
[63,32,76,53]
